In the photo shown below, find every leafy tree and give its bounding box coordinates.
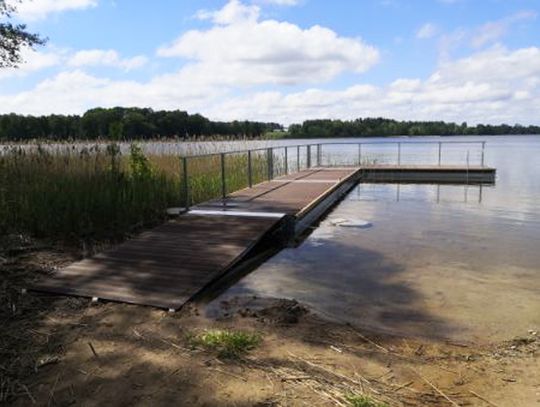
[0,107,283,140]
[0,0,47,68]
[284,117,540,139]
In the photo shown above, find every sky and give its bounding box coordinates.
[1,0,539,125]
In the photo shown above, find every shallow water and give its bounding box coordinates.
[209,135,540,343]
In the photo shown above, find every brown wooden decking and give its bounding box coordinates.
[32,165,495,310]
[33,168,360,310]
[194,168,359,215]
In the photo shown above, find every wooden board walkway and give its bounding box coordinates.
[32,165,495,310]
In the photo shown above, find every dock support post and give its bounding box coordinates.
[438,142,442,166]
[358,143,362,166]
[397,142,401,166]
[481,142,485,167]
[284,147,288,174]
[221,153,226,200]
[247,150,253,188]
[317,144,321,167]
[182,157,190,209]
[297,145,300,171]
[307,145,311,168]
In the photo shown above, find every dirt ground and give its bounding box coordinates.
[1,236,539,406]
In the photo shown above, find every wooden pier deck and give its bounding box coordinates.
[32,164,495,310]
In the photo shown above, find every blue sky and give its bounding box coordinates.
[1,0,539,124]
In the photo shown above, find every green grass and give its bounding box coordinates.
[190,329,262,358]
[345,394,388,407]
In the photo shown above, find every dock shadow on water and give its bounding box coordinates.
[203,177,540,344]
[203,236,462,342]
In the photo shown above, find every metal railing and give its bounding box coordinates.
[180,140,487,208]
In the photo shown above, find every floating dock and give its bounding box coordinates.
[360,165,496,184]
[32,165,495,310]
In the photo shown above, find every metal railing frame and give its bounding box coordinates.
[180,140,487,208]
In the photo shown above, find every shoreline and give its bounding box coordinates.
[1,237,538,406]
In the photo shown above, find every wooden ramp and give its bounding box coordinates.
[33,215,282,309]
[32,168,361,310]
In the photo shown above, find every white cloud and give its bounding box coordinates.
[0,48,61,79]
[0,47,147,81]
[1,46,539,126]
[195,46,540,124]
[195,0,260,25]
[390,79,422,92]
[430,46,540,83]
[8,0,98,21]
[471,11,536,48]
[160,0,379,86]
[439,10,537,58]
[68,50,148,71]
[416,23,438,39]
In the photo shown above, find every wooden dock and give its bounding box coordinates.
[32,165,495,310]
[32,167,361,310]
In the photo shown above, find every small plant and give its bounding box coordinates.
[190,329,261,358]
[129,143,153,178]
[345,393,388,407]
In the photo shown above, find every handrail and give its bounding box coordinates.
[179,140,485,159]
[179,140,487,209]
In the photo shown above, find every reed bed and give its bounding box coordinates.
[0,143,278,241]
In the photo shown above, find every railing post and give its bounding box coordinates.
[481,142,485,167]
[307,145,311,168]
[182,156,189,209]
[267,148,273,180]
[297,145,300,171]
[221,153,226,199]
[466,150,470,184]
[317,144,321,167]
[358,143,362,166]
[284,146,288,174]
[397,142,401,166]
[247,150,253,188]
[438,142,442,166]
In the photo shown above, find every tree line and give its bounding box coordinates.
[1,109,539,141]
[287,118,540,138]
[0,107,283,141]
[288,118,540,138]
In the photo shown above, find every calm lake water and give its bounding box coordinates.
[208,135,540,343]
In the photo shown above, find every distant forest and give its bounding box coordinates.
[287,118,540,138]
[0,108,539,141]
[0,107,283,141]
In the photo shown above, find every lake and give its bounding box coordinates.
[207,135,540,343]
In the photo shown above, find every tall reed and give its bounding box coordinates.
[0,143,277,241]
